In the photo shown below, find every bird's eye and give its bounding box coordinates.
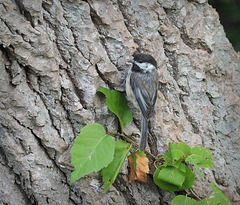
[139,60,143,63]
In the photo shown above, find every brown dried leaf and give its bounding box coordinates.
[128,153,149,183]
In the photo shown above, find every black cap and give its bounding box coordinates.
[133,53,157,68]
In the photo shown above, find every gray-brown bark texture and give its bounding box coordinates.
[0,0,239,204]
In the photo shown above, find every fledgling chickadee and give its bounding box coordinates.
[126,53,158,151]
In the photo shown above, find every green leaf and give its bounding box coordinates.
[195,165,204,179]
[197,198,220,205]
[171,195,197,205]
[70,123,115,185]
[158,163,186,187]
[97,88,133,131]
[162,151,182,168]
[101,140,131,192]
[211,181,232,205]
[185,158,204,179]
[182,166,195,190]
[162,151,172,166]
[154,162,188,191]
[135,150,146,157]
[185,146,213,179]
[169,142,191,163]
[186,147,214,168]
[192,147,214,168]
[153,167,181,192]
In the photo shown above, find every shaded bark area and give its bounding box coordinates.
[0,0,239,204]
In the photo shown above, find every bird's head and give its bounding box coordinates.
[128,53,157,73]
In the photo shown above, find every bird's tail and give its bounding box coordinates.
[139,114,148,151]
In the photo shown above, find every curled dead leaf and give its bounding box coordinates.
[128,152,149,183]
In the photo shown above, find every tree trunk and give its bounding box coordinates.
[0,0,239,204]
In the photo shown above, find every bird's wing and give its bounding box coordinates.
[152,89,158,108]
[130,76,151,119]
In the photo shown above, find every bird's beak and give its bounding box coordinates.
[127,60,135,64]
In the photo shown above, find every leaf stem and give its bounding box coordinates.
[153,156,164,169]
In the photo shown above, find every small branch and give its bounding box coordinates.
[153,156,164,169]
[109,132,138,145]
[190,189,201,201]
[108,132,157,159]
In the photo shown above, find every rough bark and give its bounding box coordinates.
[0,0,239,204]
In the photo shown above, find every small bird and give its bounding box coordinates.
[126,53,158,151]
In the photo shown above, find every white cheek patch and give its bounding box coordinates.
[135,62,156,72]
